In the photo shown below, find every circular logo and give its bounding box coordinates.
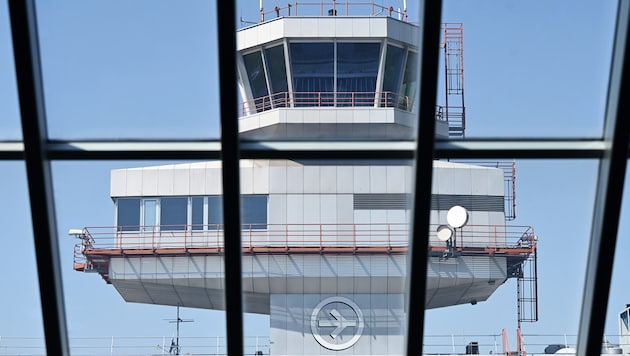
[310,296,364,351]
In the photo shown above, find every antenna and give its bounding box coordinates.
[164,305,194,355]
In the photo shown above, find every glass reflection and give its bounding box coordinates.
[290,42,334,106]
[336,42,381,106]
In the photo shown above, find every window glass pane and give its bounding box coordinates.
[0,162,44,351]
[160,197,187,230]
[54,162,227,354]
[36,1,221,139]
[117,198,140,231]
[381,45,405,108]
[143,199,157,231]
[336,42,381,107]
[243,50,270,112]
[242,195,268,229]
[604,164,630,354]
[424,160,597,354]
[439,1,616,137]
[399,51,417,111]
[0,3,21,140]
[290,42,334,106]
[192,196,204,230]
[208,195,223,230]
[264,45,288,95]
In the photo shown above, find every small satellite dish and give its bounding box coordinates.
[436,225,454,241]
[447,205,469,228]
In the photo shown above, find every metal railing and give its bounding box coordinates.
[73,223,534,257]
[258,1,408,23]
[240,91,410,116]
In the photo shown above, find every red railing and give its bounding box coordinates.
[258,1,408,23]
[240,91,410,116]
[73,223,534,256]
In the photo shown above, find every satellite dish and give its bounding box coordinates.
[436,225,454,241]
[447,205,469,228]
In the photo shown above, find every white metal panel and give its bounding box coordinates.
[320,166,337,193]
[354,166,371,193]
[284,108,303,124]
[268,194,287,224]
[173,166,190,195]
[487,168,505,196]
[157,165,175,196]
[303,195,321,224]
[452,167,472,195]
[303,108,319,124]
[470,167,489,195]
[269,164,287,193]
[253,163,270,194]
[352,108,371,123]
[335,17,353,37]
[141,167,159,196]
[239,166,254,194]
[189,166,206,195]
[370,166,387,193]
[336,166,354,193]
[286,165,304,193]
[369,17,387,37]
[352,18,370,36]
[336,194,353,223]
[336,108,353,124]
[110,169,126,197]
[204,165,222,194]
[317,17,335,37]
[126,168,142,196]
[286,194,304,224]
[319,109,336,124]
[386,166,406,193]
[303,166,320,194]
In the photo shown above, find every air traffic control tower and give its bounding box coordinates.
[73,3,538,355]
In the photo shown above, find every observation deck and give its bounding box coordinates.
[236,5,457,139]
[73,223,535,312]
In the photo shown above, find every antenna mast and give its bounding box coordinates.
[165,305,194,355]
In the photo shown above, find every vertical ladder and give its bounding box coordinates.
[517,245,539,327]
[442,23,466,138]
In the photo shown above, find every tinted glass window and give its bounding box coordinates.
[143,199,157,232]
[382,45,405,107]
[337,42,381,106]
[208,196,223,230]
[192,197,204,230]
[290,42,334,106]
[265,45,288,107]
[242,195,268,230]
[400,51,418,110]
[117,198,140,231]
[622,310,629,330]
[243,51,269,112]
[160,197,187,231]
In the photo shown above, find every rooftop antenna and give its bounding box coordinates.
[164,305,194,355]
[259,0,264,22]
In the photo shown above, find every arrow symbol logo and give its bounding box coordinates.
[317,308,359,339]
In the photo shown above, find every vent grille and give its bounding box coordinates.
[354,194,504,212]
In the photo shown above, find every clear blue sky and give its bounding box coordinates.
[0,0,627,354]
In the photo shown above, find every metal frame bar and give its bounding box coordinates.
[406,1,442,355]
[7,1,70,355]
[0,139,612,160]
[577,1,630,355]
[216,2,244,356]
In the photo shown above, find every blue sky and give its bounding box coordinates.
[0,0,628,354]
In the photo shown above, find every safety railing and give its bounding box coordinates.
[240,91,410,116]
[73,223,535,257]
[258,1,408,23]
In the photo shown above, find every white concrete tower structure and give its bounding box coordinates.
[73,3,537,355]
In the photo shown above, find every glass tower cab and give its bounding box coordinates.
[236,12,451,139]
